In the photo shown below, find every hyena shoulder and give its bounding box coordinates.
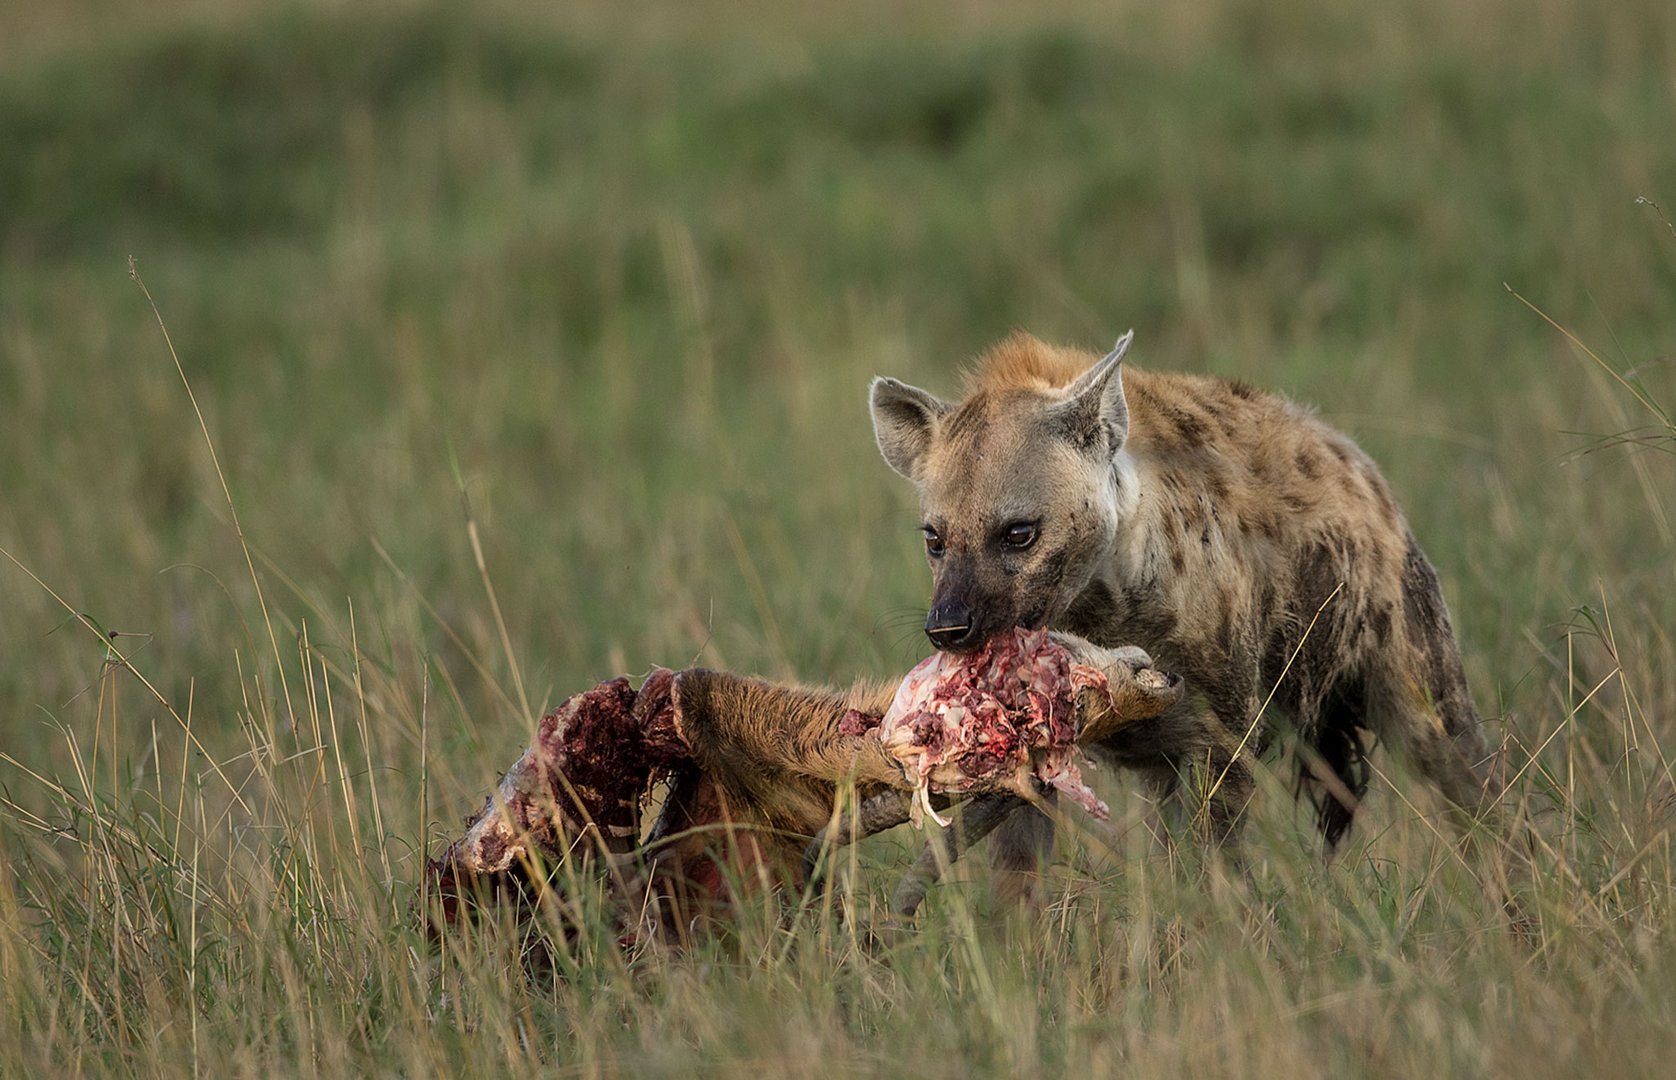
[1117,366,1408,553]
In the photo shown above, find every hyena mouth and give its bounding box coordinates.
[954,610,1050,652]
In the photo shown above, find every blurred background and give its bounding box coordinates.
[4,0,1675,857]
[0,0,1673,1071]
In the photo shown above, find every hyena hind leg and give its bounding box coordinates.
[1372,676,1502,835]
[1369,658,1535,930]
[1382,535,1506,833]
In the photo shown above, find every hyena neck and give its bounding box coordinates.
[1103,448,1153,584]
[1110,447,1141,524]
[1057,450,1159,648]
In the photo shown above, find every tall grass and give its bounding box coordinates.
[1,0,1673,1074]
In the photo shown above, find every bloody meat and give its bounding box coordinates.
[424,667,687,931]
[862,628,1112,825]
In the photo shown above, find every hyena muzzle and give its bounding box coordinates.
[870,330,1503,898]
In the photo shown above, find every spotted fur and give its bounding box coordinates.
[871,331,1501,888]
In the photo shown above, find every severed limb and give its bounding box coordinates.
[423,631,1183,940]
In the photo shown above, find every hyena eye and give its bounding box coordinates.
[1002,521,1039,549]
[921,526,946,558]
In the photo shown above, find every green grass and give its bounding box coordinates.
[1,0,1674,1074]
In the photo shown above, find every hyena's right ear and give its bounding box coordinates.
[869,377,950,481]
[1050,331,1132,456]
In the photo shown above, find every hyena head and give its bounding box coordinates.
[870,331,1137,653]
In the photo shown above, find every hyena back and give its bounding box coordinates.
[870,331,1499,888]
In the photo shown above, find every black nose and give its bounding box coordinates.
[925,605,976,651]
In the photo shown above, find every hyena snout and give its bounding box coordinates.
[925,591,1047,653]
[924,598,977,651]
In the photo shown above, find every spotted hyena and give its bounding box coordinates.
[870,330,1501,894]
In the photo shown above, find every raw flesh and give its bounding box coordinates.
[859,628,1112,825]
[427,667,686,907]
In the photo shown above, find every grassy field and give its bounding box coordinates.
[1,0,1674,1074]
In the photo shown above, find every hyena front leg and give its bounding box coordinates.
[985,694,1257,905]
[1192,739,1256,851]
[1160,681,1260,852]
[988,794,1058,906]
[1182,705,1258,854]
[1095,696,1257,856]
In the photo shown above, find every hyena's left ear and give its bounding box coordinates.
[870,377,950,481]
[1050,331,1132,455]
